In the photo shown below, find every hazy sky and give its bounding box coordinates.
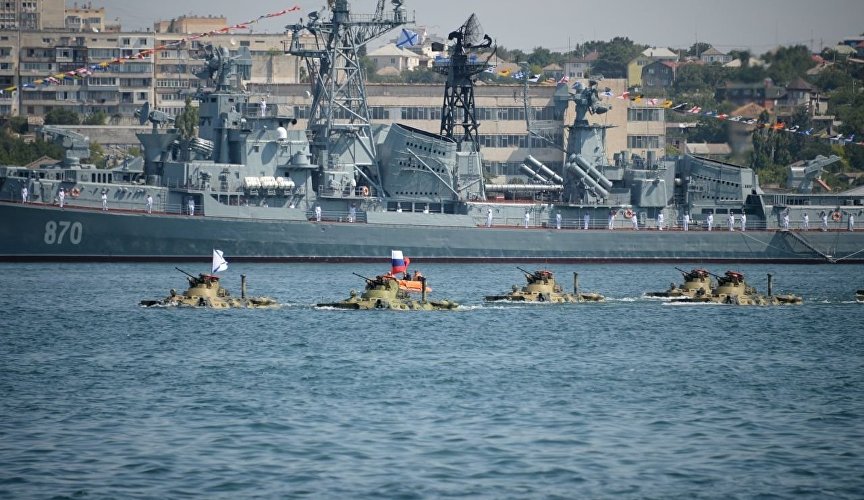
[95,0,862,54]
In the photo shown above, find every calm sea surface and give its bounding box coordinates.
[1,262,863,499]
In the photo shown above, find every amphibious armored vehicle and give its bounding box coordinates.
[676,270,803,305]
[646,268,714,298]
[140,268,278,308]
[485,268,604,303]
[318,273,458,310]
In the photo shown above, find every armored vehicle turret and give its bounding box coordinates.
[318,273,458,310]
[677,271,802,306]
[484,269,604,303]
[646,268,714,298]
[140,268,278,308]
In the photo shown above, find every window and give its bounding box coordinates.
[627,108,664,122]
[627,135,663,149]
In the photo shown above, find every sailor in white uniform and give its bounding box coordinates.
[608,210,616,230]
[485,208,493,228]
[740,213,747,232]
[583,213,590,230]
[555,213,562,229]
[706,213,714,231]
[314,205,322,221]
[728,213,735,231]
[58,188,65,208]
[782,211,790,230]
[524,211,530,229]
[630,213,638,230]
[188,198,195,216]
[656,212,664,230]
[683,213,690,231]
[849,214,855,232]
[146,194,153,214]
[802,212,809,230]
[101,192,108,211]
[821,211,828,231]
[21,186,28,203]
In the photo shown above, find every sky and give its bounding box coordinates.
[93,0,863,54]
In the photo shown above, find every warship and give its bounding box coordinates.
[140,268,278,308]
[1,0,864,263]
[484,268,604,302]
[673,270,803,305]
[317,272,458,310]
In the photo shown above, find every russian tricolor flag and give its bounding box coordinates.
[391,250,410,274]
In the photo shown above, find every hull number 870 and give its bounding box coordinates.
[44,220,83,245]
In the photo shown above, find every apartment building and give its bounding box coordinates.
[12,30,153,119]
[0,0,64,30]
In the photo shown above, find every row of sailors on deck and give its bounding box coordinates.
[478,206,857,231]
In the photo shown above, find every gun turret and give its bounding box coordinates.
[352,272,374,283]
[516,266,533,276]
[175,267,197,279]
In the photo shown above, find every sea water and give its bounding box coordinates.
[1,262,863,498]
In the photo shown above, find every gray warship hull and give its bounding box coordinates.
[2,202,862,263]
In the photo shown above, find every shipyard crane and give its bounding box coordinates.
[287,0,410,195]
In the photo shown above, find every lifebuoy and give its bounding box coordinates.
[832,210,842,222]
[624,209,634,219]
[361,186,370,197]
[70,187,80,197]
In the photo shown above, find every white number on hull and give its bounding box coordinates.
[44,221,83,245]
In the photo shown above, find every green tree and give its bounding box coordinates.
[584,37,647,78]
[82,110,107,125]
[687,42,712,58]
[174,97,199,140]
[44,108,80,125]
[89,142,105,167]
[0,128,63,165]
[763,45,815,84]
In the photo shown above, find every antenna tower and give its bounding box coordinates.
[287,0,410,189]
[433,14,494,152]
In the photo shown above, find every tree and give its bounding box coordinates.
[727,49,751,67]
[584,37,646,78]
[82,110,107,125]
[44,108,80,125]
[763,45,815,84]
[0,128,63,165]
[174,97,199,140]
[687,42,712,58]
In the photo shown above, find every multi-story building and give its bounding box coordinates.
[14,30,153,120]
[0,0,64,31]
[64,4,106,32]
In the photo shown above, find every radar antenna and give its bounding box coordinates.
[433,14,495,151]
[194,44,252,91]
[287,0,410,194]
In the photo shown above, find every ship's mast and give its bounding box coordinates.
[434,14,493,152]
[287,0,409,192]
